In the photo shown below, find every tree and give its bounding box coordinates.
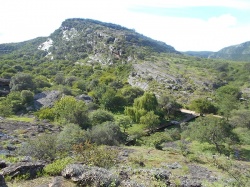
[5,91,24,113]
[54,72,65,85]
[182,115,238,154]
[34,75,51,90]
[10,73,35,91]
[134,92,158,111]
[56,123,86,153]
[158,94,181,118]
[230,109,250,128]
[117,116,132,132]
[125,92,158,123]
[189,98,217,115]
[216,85,241,119]
[140,111,160,131]
[21,90,34,105]
[53,96,90,128]
[89,122,125,146]
[89,109,114,126]
[0,99,12,117]
[100,89,126,112]
[121,86,144,105]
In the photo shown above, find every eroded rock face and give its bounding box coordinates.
[62,164,119,187]
[0,162,45,179]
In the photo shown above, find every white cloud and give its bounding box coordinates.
[125,0,250,9]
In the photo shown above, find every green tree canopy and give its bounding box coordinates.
[216,85,241,118]
[121,86,144,105]
[53,96,90,128]
[10,73,35,91]
[89,109,114,126]
[189,98,217,115]
[182,115,238,154]
[125,92,159,123]
[140,111,160,131]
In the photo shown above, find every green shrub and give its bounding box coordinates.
[56,124,86,154]
[34,107,55,121]
[44,157,74,176]
[53,96,90,128]
[89,122,125,146]
[141,132,172,149]
[19,133,57,161]
[73,141,118,168]
[89,109,114,126]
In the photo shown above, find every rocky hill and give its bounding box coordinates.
[208,41,250,61]
[0,18,179,64]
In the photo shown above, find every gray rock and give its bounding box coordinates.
[167,162,182,169]
[181,176,202,187]
[120,180,145,187]
[0,162,45,179]
[62,164,119,186]
[34,90,61,109]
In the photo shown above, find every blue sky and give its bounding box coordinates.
[1,0,250,51]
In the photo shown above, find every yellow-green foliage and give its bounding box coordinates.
[34,107,55,121]
[44,157,74,176]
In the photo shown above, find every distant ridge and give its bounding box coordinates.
[208,41,250,61]
[182,51,214,58]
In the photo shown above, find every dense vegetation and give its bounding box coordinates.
[0,18,250,186]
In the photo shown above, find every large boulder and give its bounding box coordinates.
[34,90,61,109]
[62,164,119,187]
[0,162,45,179]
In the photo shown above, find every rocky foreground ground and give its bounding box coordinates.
[0,117,245,187]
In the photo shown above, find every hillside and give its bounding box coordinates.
[208,41,250,61]
[184,41,250,62]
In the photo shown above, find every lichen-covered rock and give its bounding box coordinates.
[181,176,202,187]
[62,164,119,187]
[120,180,145,187]
[0,162,45,179]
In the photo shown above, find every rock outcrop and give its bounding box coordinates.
[34,90,61,109]
[0,162,45,179]
[62,164,119,186]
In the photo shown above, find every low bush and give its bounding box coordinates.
[44,157,74,176]
[18,133,57,161]
[56,123,86,154]
[73,141,118,168]
[88,122,126,146]
[89,109,114,126]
